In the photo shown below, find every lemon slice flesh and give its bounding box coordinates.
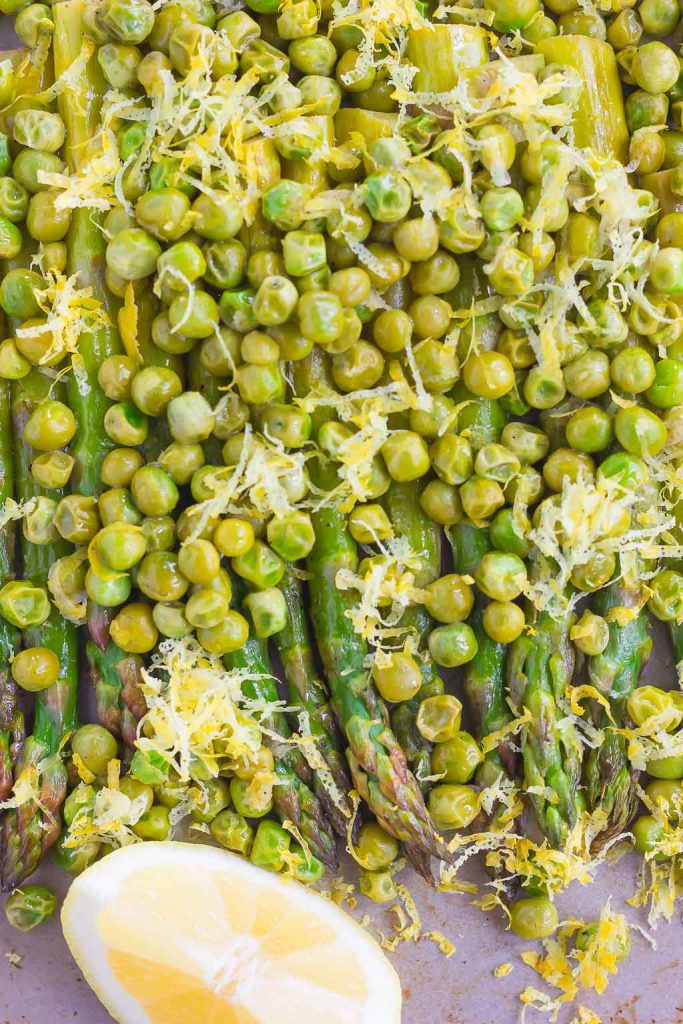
[61,841,402,1024]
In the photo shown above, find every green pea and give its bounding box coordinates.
[153,601,192,639]
[632,815,665,856]
[614,407,667,456]
[253,275,299,326]
[431,732,483,784]
[5,885,57,932]
[234,361,284,404]
[428,622,478,668]
[262,179,309,231]
[232,539,284,589]
[99,0,155,43]
[98,41,141,89]
[210,809,254,855]
[98,488,142,527]
[609,346,656,394]
[106,228,162,280]
[565,406,613,453]
[219,288,257,333]
[103,401,148,446]
[27,189,71,243]
[427,783,479,830]
[0,177,29,223]
[13,108,64,154]
[631,41,680,94]
[283,230,327,277]
[137,551,189,602]
[229,776,273,818]
[13,149,65,194]
[489,508,530,558]
[130,366,183,416]
[95,523,147,572]
[85,568,132,607]
[0,580,50,628]
[0,216,22,259]
[243,587,288,638]
[203,239,246,290]
[646,358,683,409]
[72,723,118,776]
[510,897,558,939]
[168,290,219,340]
[132,805,171,841]
[192,189,244,240]
[130,466,179,517]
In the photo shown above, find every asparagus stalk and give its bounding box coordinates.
[507,598,582,849]
[54,0,122,497]
[294,350,449,864]
[223,605,338,870]
[536,35,629,162]
[0,377,22,801]
[273,569,353,837]
[307,504,450,863]
[54,1,151,748]
[383,481,443,786]
[449,515,515,774]
[585,583,652,847]
[1,370,79,890]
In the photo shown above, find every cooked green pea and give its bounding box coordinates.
[130,366,183,416]
[130,466,179,517]
[94,523,147,571]
[565,407,613,453]
[107,228,162,280]
[614,407,667,456]
[510,897,558,939]
[13,108,64,153]
[427,783,479,830]
[192,189,244,240]
[232,539,284,589]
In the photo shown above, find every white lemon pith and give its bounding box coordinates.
[61,841,402,1024]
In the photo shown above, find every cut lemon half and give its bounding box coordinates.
[61,840,402,1024]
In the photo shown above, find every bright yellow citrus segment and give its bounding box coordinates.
[108,952,259,1024]
[61,841,402,1024]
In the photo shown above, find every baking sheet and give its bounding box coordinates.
[0,16,682,1024]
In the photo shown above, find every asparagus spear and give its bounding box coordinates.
[507,597,582,849]
[54,1,151,748]
[54,0,122,498]
[307,504,450,863]
[1,370,79,890]
[294,349,449,864]
[273,569,353,837]
[586,583,652,847]
[383,481,443,785]
[223,610,338,871]
[0,377,22,801]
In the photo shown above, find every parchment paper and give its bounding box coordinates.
[0,15,681,1024]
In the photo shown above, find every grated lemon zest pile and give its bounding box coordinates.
[64,787,148,851]
[521,469,683,616]
[15,270,110,393]
[335,534,427,658]
[135,634,276,786]
[627,783,683,927]
[520,905,630,1022]
[184,424,310,540]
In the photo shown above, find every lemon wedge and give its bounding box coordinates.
[61,840,402,1024]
